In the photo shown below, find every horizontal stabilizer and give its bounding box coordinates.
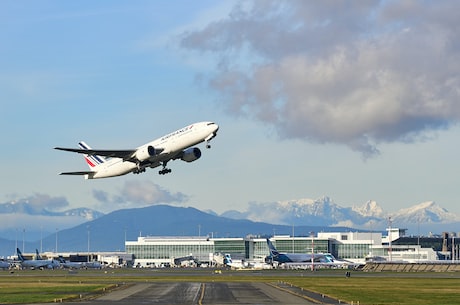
[60,171,94,175]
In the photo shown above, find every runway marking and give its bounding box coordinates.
[96,283,152,301]
[198,282,205,305]
[265,282,321,304]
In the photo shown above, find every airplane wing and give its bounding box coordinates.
[54,147,166,162]
[54,147,136,159]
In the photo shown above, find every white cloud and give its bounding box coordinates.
[92,180,188,211]
[5,193,70,212]
[180,0,460,158]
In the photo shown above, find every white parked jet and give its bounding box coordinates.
[55,121,219,179]
[16,248,60,269]
[0,259,10,269]
[57,256,84,269]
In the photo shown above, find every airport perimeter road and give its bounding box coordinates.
[79,281,318,304]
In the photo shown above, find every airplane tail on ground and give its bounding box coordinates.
[35,249,43,260]
[16,248,25,262]
[224,254,232,265]
[78,141,106,169]
[266,238,280,258]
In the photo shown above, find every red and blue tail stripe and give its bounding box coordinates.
[78,141,105,168]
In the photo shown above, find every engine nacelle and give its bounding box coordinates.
[181,147,201,162]
[134,145,156,161]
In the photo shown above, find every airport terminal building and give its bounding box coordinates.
[125,229,437,267]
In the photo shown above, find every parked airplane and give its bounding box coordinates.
[57,256,84,269]
[0,259,10,269]
[16,248,59,269]
[221,253,269,270]
[83,261,102,269]
[55,121,219,179]
[266,238,333,264]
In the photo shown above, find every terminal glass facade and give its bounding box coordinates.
[125,233,399,266]
[332,243,371,259]
[126,236,335,266]
[252,239,270,259]
[214,239,246,259]
[126,237,213,262]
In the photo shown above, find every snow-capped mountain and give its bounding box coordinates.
[222,196,367,226]
[352,200,385,218]
[0,199,104,241]
[221,197,460,233]
[392,201,459,224]
[0,199,103,219]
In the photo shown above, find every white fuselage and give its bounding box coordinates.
[88,121,218,179]
[21,259,59,269]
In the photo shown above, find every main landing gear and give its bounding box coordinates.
[159,162,172,175]
[159,168,171,175]
[134,163,146,174]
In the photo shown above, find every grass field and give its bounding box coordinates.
[0,269,459,304]
[288,277,460,305]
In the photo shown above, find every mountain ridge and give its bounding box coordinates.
[0,196,459,256]
[0,204,355,256]
[220,197,460,232]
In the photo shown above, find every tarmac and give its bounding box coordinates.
[67,281,331,304]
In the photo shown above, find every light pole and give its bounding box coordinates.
[55,228,58,254]
[388,217,392,262]
[310,231,315,272]
[87,225,90,262]
[124,227,127,252]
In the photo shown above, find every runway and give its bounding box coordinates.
[79,281,319,304]
[13,268,460,305]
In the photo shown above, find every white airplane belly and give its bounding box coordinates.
[92,160,137,178]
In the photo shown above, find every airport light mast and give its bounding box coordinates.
[388,217,392,262]
[310,231,315,272]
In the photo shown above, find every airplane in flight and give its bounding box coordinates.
[265,238,336,264]
[16,248,59,269]
[55,121,219,179]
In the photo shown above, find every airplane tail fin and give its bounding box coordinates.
[266,238,279,258]
[78,141,107,169]
[17,248,25,262]
[224,253,232,265]
[35,249,43,260]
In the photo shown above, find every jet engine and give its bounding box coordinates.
[134,145,157,161]
[180,147,201,162]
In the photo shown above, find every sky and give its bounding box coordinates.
[1,0,460,217]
